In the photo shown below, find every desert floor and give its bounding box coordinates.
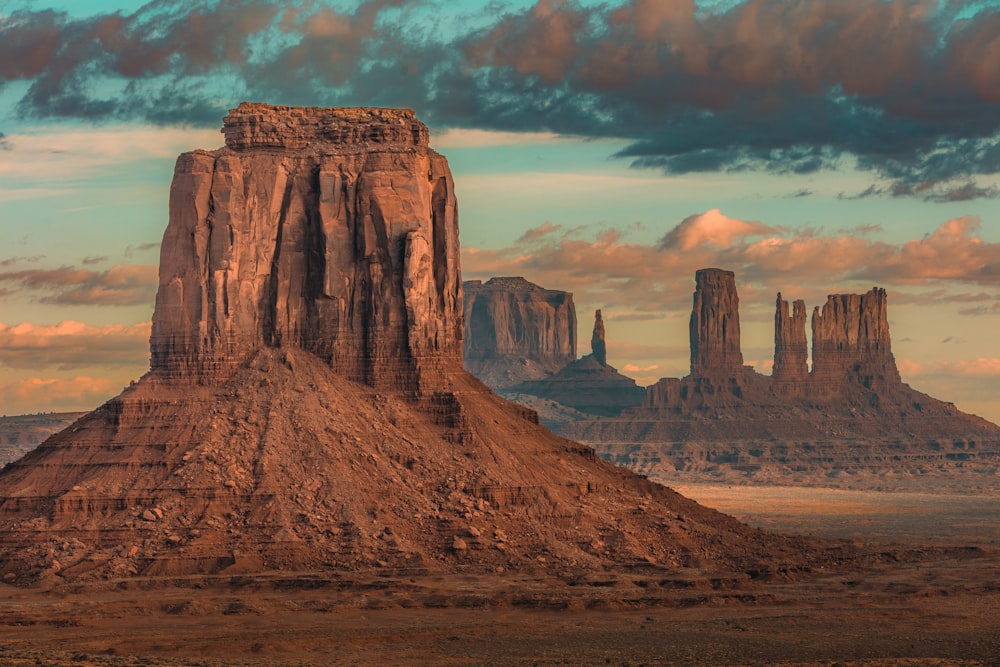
[3,485,1000,666]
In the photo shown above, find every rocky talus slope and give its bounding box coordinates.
[0,105,819,585]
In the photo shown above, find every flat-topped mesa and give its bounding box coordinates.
[689,268,743,379]
[151,103,461,390]
[810,287,901,393]
[222,102,429,151]
[462,277,576,388]
[772,293,809,392]
[591,309,607,366]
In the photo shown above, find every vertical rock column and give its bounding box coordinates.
[591,309,607,366]
[689,268,743,379]
[772,293,809,394]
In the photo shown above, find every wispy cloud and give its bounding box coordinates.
[0,264,158,306]
[0,376,121,414]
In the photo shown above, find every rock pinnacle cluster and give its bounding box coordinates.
[562,269,1000,486]
[0,105,804,584]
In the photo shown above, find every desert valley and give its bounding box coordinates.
[0,103,999,666]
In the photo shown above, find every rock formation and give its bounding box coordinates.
[811,288,901,394]
[772,294,808,394]
[554,270,1000,491]
[0,106,807,585]
[591,309,607,366]
[152,102,461,391]
[511,309,645,418]
[690,269,743,379]
[462,277,576,388]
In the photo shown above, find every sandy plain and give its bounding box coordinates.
[2,484,1000,666]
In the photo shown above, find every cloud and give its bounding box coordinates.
[462,213,1000,318]
[124,242,160,258]
[0,255,45,267]
[0,320,151,370]
[0,264,158,306]
[0,376,121,414]
[80,255,107,265]
[658,209,775,251]
[1,1,998,195]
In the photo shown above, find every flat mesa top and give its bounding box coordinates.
[222,101,429,151]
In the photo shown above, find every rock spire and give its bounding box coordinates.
[772,293,809,391]
[689,268,743,378]
[591,309,607,366]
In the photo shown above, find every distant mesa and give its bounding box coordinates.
[0,104,802,584]
[462,277,577,389]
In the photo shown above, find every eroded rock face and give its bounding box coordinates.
[462,277,576,389]
[772,294,809,393]
[690,269,743,379]
[151,102,462,390]
[811,288,900,393]
[6,107,818,585]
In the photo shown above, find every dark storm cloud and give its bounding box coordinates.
[2,0,999,197]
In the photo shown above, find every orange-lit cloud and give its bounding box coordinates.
[463,214,1000,316]
[0,321,150,370]
[659,209,775,250]
[0,376,121,414]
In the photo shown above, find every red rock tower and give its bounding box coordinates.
[689,268,743,378]
[773,293,809,393]
[591,309,607,366]
[811,287,901,394]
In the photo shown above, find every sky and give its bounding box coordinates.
[1,0,1000,423]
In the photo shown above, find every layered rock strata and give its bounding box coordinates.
[0,107,813,585]
[772,294,809,394]
[462,277,576,389]
[152,102,462,391]
[811,288,901,393]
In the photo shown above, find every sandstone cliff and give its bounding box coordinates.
[462,277,576,388]
[811,288,901,394]
[0,106,810,585]
[772,293,808,394]
[152,102,462,391]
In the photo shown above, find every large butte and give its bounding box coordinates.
[0,103,822,585]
